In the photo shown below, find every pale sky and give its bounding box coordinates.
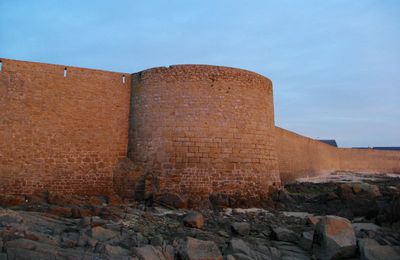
[1,0,399,147]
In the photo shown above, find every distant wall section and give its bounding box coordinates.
[0,59,131,195]
[276,127,400,182]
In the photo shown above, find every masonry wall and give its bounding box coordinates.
[0,58,131,195]
[276,127,400,182]
[128,65,281,206]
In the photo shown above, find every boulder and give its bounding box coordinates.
[336,184,354,200]
[312,215,357,260]
[178,237,222,260]
[228,238,279,260]
[361,183,381,198]
[0,209,23,225]
[271,227,299,243]
[359,238,400,260]
[134,245,174,260]
[183,211,204,229]
[90,226,117,242]
[231,222,250,236]
[104,244,131,257]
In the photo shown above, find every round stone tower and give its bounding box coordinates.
[128,65,281,207]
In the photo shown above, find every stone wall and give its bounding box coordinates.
[0,58,398,203]
[128,65,281,206]
[276,127,400,183]
[0,58,131,195]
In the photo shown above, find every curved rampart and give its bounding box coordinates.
[128,65,281,206]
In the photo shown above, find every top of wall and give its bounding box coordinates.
[0,58,129,80]
[135,64,273,87]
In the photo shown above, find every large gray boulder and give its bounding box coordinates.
[312,215,356,260]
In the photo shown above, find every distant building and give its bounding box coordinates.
[317,139,338,147]
[352,147,400,151]
[372,147,400,151]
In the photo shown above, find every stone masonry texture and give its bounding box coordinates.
[0,58,399,205]
[0,59,131,195]
[128,65,281,206]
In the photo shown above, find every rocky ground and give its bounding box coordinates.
[0,172,400,259]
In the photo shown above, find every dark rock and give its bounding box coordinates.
[271,226,299,242]
[60,231,80,248]
[183,211,204,229]
[0,209,23,225]
[359,238,400,260]
[231,222,250,236]
[178,237,222,260]
[298,230,314,250]
[337,184,354,200]
[134,244,174,260]
[150,235,164,246]
[90,226,117,242]
[272,240,309,260]
[312,215,357,260]
[104,244,130,257]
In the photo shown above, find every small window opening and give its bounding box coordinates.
[63,67,67,77]
[122,75,126,84]
[0,61,3,72]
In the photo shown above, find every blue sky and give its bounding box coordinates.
[1,0,399,147]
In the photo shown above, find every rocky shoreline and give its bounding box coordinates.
[0,173,399,259]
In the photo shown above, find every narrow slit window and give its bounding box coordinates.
[63,68,67,77]
[0,61,3,72]
[122,75,126,84]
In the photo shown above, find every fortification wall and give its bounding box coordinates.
[128,65,281,206]
[337,148,400,174]
[276,127,400,182]
[275,127,338,182]
[0,58,131,195]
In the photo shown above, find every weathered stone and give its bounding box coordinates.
[231,222,250,236]
[361,183,381,197]
[307,215,321,226]
[156,193,188,208]
[104,244,130,257]
[90,226,117,242]
[298,230,314,250]
[49,206,72,218]
[134,245,174,260]
[60,231,80,248]
[228,238,276,260]
[312,215,357,260]
[183,211,204,229]
[271,226,299,242]
[352,223,381,233]
[337,184,354,199]
[0,209,23,225]
[359,238,400,260]
[179,237,222,260]
[272,241,309,260]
